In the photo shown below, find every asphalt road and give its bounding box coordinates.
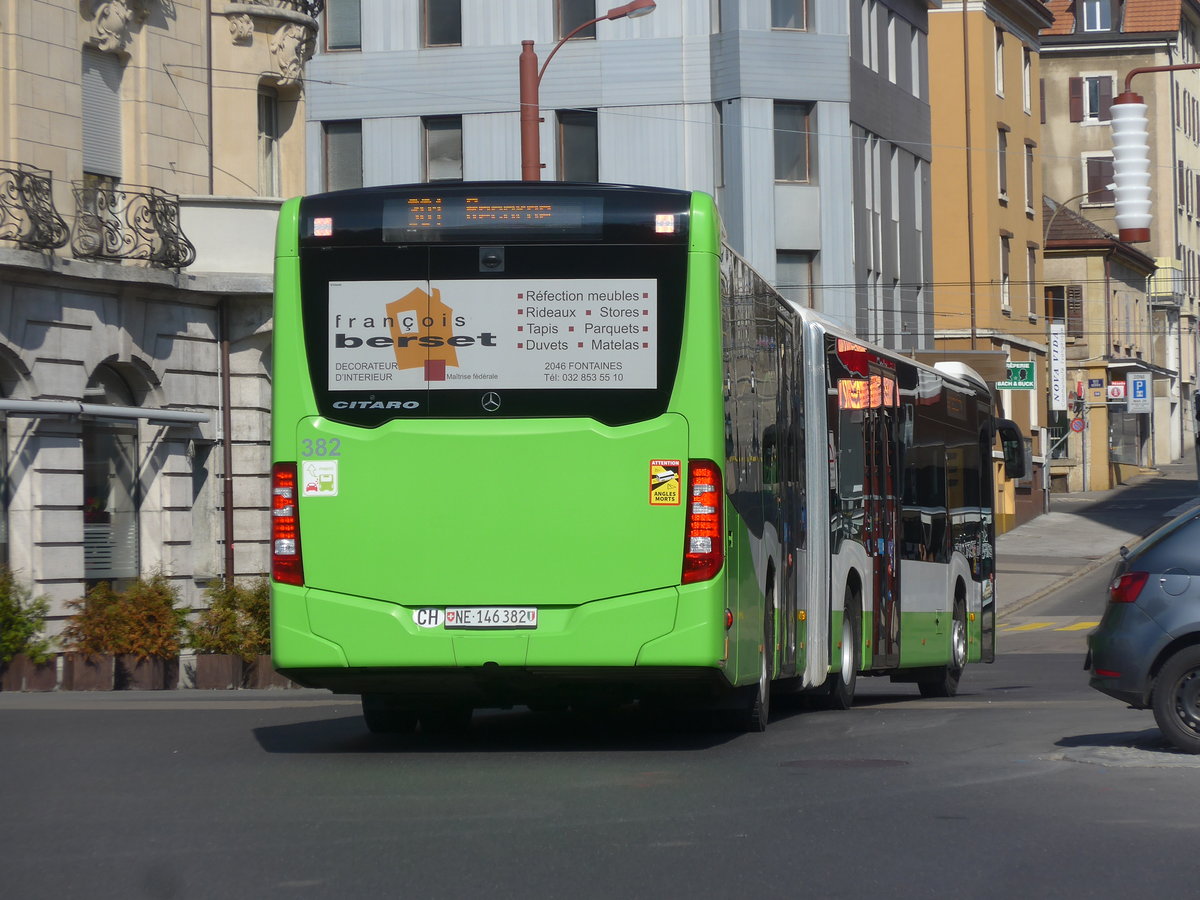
[3,612,1199,900]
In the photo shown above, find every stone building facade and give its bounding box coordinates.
[0,0,318,630]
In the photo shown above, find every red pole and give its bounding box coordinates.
[519,40,541,181]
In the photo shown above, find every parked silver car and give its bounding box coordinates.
[1086,505,1200,753]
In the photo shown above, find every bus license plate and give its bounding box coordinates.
[444,607,538,630]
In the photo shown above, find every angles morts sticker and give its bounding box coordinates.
[650,459,681,506]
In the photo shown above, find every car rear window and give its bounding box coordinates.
[1128,510,1200,573]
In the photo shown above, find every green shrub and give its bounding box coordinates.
[63,572,187,660]
[0,566,53,665]
[188,577,271,662]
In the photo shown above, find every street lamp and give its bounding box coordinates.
[519,0,656,181]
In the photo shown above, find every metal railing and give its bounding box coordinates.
[70,181,196,269]
[0,161,69,250]
[1047,425,1072,459]
[245,0,325,18]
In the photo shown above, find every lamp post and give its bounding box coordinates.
[519,0,655,181]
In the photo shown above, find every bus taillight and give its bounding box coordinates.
[682,459,723,584]
[272,462,304,586]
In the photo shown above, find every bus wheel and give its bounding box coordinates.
[738,594,775,733]
[361,694,418,735]
[918,601,966,698]
[824,588,860,710]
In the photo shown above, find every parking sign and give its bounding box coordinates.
[1127,372,1151,413]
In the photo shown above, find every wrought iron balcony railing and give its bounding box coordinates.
[244,0,325,18]
[0,161,69,250]
[70,181,196,269]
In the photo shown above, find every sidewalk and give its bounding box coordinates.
[996,456,1200,614]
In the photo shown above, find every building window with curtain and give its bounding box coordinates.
[557,0,597,39]
[997,126,1008,199]
[558,109,598,182]
[995,28,1004,96]
[424,116,463,182]
[1000,234,1011,312]
[772,0,807,30]
[323,120,362,191]
[424,0,462,46]
[258,88,280,197]
[325,0,362,50]
[82,365,140,586]
[777,251,815,307]
[1080,0,1112,32]
[774,101,814,182]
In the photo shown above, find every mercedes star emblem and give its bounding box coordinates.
[481,392,502,412]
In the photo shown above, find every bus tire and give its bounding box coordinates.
[738,592,775,732]
[918,599,966,698]
[824,587,860,710]
[361,694,418,735]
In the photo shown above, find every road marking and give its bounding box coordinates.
[1054,621,1099,631]
[997,617,1100,633]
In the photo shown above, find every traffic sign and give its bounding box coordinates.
[1070,417,1086,433]
[1127,372,1151,413]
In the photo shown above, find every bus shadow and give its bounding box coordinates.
[253,706,754,754]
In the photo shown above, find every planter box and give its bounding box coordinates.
[1,654,58,691]
[62,653,114,691]
[244,655,293,689]
[193,653,245,690]
[114,654,179,690]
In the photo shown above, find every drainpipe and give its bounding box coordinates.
[220,299,235,585]
[962,3,977,350]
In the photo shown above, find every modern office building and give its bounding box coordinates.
[307,0,938,347]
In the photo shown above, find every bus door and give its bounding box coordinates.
[864,370,900,668]
[776,311,802,675]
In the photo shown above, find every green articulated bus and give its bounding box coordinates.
[270,182,1026,734]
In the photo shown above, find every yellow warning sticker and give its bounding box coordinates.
[650,459,681,506]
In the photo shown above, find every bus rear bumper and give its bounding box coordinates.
[271,580,729,696]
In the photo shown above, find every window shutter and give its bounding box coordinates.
[1098,77,1113,121]
[1068,77,1083,123]
[1067,285,1083,338]
[1040,78,1046,124]
[82,49,123,178]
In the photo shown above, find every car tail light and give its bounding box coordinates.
[1109,571,1148,604]
[272,462,304,586]
[682,459,723,585]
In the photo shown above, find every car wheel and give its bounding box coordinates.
[1152,645,1200,754]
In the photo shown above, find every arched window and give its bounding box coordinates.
[82,364,140,585]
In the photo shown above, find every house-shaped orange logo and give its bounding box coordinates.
[385,287,457,381]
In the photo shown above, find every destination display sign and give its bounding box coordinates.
[381,195,604,241]
[328,278,657,391]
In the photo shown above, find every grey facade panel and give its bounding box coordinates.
[849,64,932,162]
